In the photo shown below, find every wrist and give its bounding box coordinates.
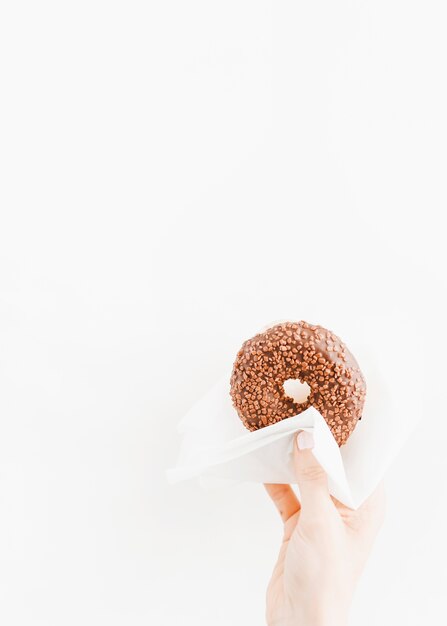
[302,610,348,626]
[284,599,349,626]
[268,608,348,626]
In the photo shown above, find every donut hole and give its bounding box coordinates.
[283,378,311,404]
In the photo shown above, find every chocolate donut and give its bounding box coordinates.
[230,321,366,446]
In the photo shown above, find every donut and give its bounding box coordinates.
[230,321,366,446]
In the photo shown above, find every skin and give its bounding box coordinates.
[264,431,386,626]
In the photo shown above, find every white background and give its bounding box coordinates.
[1,1,446,624]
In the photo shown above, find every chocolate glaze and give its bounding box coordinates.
[230,321,366,446]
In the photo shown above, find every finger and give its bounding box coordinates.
[264,483,300,523]
[331,495,353,513]
[358,480,386,530]
[332,482,386,534]
[293,431,331,513]
[330,495,357,525]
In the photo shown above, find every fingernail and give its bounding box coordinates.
[297,430,314,450]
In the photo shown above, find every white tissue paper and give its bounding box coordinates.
[167,317,425,509]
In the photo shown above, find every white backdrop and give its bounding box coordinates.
[1,1,446,625]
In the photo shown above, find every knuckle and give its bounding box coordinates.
[298,463,326,483]
[297,516,331,542]
[274,485,290,499]
[344,510,364,532]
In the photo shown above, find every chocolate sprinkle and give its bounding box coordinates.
[229,321,366,446]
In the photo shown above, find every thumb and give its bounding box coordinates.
[294,431,331,512]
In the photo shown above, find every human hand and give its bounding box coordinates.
[264,431,386,626]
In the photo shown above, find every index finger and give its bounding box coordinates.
[264,483,301,523]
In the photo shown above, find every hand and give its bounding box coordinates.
[264,431,386,626]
